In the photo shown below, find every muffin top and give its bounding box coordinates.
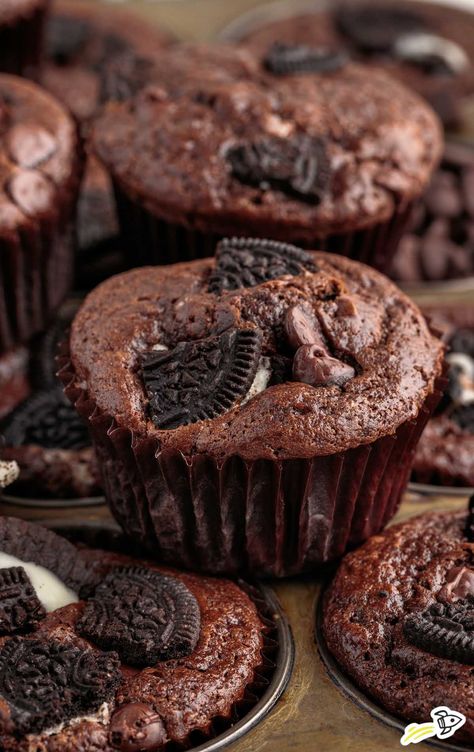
[323,503,474,744]
[0,74,79,236]
[68,241,444,461]
[0,517,265,750]
[92,43,442,238]
[0,0,45,25]
[234,0,474,125]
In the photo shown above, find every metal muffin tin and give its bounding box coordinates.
[315,588,471,752]
[0,492,106,509]
[43,518,295,752]
[408,482,474,499]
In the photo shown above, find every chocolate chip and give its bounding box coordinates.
[404,600,474,663]
[284,305,326,350]
[109,703,166,752]
[142,327,262,429]
[440,567,474,602]
[334,6,424,53]
[7,124,57,169]
[450,329,474,359]
[77,567,200,668]
[7,170,54,216]
[208,237,317,294]
[450,403,474,432]
[46,15,90,64]
[466,495,474,542]
[2,389,91,451]
[264,43,348,75]
[293,345,355,387]
[227,134,331,204]
[0,637,120,734]
[0,568,45,635]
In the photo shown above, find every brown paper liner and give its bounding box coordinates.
[59,343,445,577]
[0,146,83,354]
[0,1,49,79]
[114,180,415,275]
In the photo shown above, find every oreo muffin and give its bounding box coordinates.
[61,239,444,576]
[323,502,474,744]
[1,301,101,500]
[390,142,474,284]
[92,42,442,271]
[231,0,474,128]
[0,74,82,353]
[0,516,269,750]
[0,0,49,78]
[411,305,474,488]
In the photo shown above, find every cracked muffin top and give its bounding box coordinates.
[0,0,45,25]
[0,74,79,236]
[323,503,474,744]
[67,240,444,461]
[0,516,266,751]
[92,42,442,239]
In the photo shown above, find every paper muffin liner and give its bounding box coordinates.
[114,180,415,274]
[0,149,83,354]
[0,1,49,79]
[59,342,445,577]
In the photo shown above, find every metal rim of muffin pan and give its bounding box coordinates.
[408,481,474,498]
[0,491,106,508]
[42,517,296,752]
[314,588,471,751]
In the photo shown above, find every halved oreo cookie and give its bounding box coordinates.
[226,134,331,204]
[0,568,45,635]
[334,5,425,53]
[77,567,201,667]
[142,327,262,429]
[0,637,120,734]
[264,43,348,75]
[208,237,317,294]
[404,600,474,664]
[2,388,90,451]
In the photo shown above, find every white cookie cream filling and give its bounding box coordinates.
[242,356,272,405]
[447,352,474,405]
[0,552,78,612]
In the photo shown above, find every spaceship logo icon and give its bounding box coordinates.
[400,706,466,746]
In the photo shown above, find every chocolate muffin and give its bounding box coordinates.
[0,516,269,751]
[92,42,442,271]
[411,305,474,488]
[323,503,474,744]
[0,74,82,354]
[0,347,29,421]
[0,0,49,78]
[229,0,474,128]
[390,142,474,284]
[60,239,445,576]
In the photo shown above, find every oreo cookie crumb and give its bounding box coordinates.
[404,600,474,664]
[0,568,45,635]
[264,42,348,75]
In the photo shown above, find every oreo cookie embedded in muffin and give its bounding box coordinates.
[233,0,474,128]
[0,74,82,353]
[92,41,442,270]
[0,0,49,78]
[0,516,270,750]
[61,240,444,576]
[323,504,474,744]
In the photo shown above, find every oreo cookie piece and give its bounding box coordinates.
[208,237,317,294]
[450,329,474,359]
[0,568,45,635]
[264,43,348,75]
[142,327,262,429]
[77,567,201,668]
[404,599,474,664]
[2,389,90,451]
[450,403,474,432]
[0,637,120,735]
[334,5,425,53]
[226,134,331,204]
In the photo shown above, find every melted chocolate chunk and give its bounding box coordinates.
[142,327,262,429]
[0,638,120,734]
[109,703,166,751]
[293,345,355,387]
[208,237,317,294]
[450,403,474,432]
[227,135,331,204]
[440,567,474,602]
[466,495,474,542]
[78,567,200,668]
[284,304,327,351]
[2,389,90,450]
[450,329,474,359]
[404,600,474,664]
[264,43,348,75]
[334,6,425,53]
[0,568,45,635]
[46,15,91,64]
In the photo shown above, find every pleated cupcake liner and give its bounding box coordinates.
[0,1,49,79]
[114,180,415,275]
[58,342,445,577]
[0,145,83,354]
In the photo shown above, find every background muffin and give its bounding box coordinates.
[61,239,444,576]
[0,0,49,78]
